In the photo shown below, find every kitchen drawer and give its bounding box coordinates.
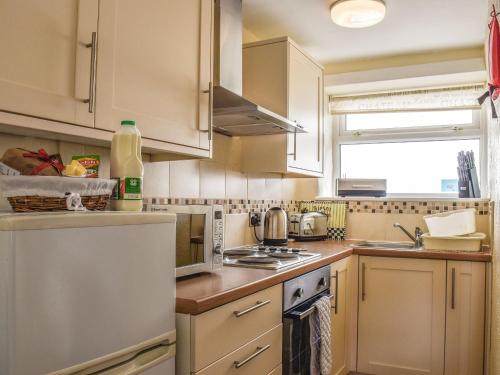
[194,324,282,375]
[267,364,283,375]
[191,284,282,371]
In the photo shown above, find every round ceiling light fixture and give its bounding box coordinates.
[330,0,386,28]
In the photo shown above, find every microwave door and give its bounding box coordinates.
[161,205,212,278]
[175,213,207,268]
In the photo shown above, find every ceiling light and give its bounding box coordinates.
[330,0,386,28]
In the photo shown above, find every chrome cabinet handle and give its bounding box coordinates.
[287,126,298,159]
[233,345,270,368]
[451,267,456,309]
[334,270,339,314]
[201,81,213,140]
[361,263,366,301]
[83,32,97,113]
[233,300,270,318]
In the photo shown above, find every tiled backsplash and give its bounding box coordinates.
[346,200,491,215]
[144,197,492,216]
[144,197,300,214]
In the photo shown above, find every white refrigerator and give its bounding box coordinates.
[0,211,177,375]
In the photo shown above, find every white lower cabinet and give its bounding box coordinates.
[176,284,283,375]
[357,256,447,375]
[356,257,487,375]
[194,324,282,375]
[445,261,485,375]
[330,256,357,375]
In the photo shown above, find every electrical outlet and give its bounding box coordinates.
[249,212,262,227]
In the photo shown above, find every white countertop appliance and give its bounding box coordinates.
[149,204,224,277]
[0,212,177,375]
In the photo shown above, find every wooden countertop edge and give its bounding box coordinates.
[352,248,492,262]
[175,248,353,315]
[176,245,492,315]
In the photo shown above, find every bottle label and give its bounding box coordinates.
[111,177,142,200]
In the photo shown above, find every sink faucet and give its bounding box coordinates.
[393,223,423,248]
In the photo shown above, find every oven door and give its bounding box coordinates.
[150,205,213,277]
[283,291,331,375]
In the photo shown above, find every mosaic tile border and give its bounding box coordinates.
[143,198,491,216]
[143,197,300,214]
[332,200,490,215]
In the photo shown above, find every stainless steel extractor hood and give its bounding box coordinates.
[212,0,306,136]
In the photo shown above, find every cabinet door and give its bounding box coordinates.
[0,0,97,127]
[287,45,323,174]
[445,261,485,375]
[357,256,446,375]
[96,0,212,150]
[330,256,356,375]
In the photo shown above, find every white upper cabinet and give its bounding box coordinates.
[95,0,213,153]
[241,37,324,177]
[287,44,323,173]
[0,0,213,158]
[0,0,97,127]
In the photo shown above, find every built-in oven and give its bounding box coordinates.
[283,266,335,375]
[149,204,224,277]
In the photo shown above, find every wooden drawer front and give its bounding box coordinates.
[192,284,282,371]
[195,324,282,375]
[267,364,283,375]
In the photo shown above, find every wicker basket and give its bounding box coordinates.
[0,176,117,212]
[7,194,110,212]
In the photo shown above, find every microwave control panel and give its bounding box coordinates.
[212,205,224,269]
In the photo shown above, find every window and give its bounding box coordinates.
[340,139,480,195]
[333,105,484,197]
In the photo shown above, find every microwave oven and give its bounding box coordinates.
[149,204,224,277]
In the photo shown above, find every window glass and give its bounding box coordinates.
[340,139,480,195]
[345,110,474,131]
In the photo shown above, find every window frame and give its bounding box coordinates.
[332,109,487,198]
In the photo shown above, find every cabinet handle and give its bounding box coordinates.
[334,270,339,314]
[233,345,270,368]
[287,126,298,159]
[83,32,97,113]
[233,300,270,318]
[201,82,213,140]
[361,263,366,301]
[451,267,456,309]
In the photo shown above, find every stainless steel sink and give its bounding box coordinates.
[352,241,419,250]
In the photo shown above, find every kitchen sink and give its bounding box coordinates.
[352,241,419,250]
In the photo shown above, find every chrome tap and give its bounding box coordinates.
[393,223,423,248]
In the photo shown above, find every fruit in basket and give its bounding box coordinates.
[63,160,87,177]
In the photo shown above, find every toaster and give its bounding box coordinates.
[288,212,328,241]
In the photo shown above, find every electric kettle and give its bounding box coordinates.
[263,207,288,246]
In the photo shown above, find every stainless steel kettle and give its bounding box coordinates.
[263,207,288,246]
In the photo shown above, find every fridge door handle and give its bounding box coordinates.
[90,343,175,375]
[49,330,176,375]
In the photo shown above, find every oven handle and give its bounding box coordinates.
[284,294,335,321]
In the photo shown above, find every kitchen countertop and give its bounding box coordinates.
[176,240,492,315]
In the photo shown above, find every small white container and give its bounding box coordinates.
[423,208,476,237]
[422,232,486,252]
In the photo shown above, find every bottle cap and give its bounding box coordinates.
[121,120,136,126]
